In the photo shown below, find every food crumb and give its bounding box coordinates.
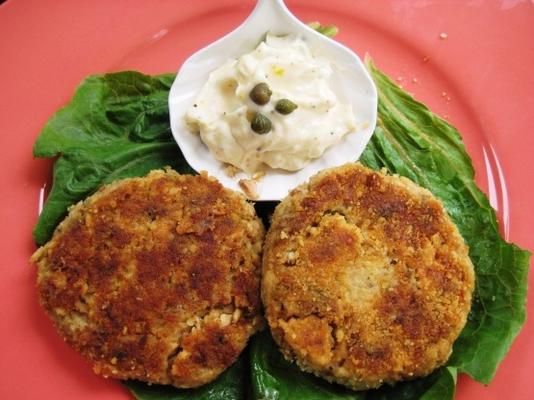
[252,171,266,181]
[439,32,448,40]
[224,164,240,178]
[239,179,259,200]
[232,308,242,322]
[272,65,285,76]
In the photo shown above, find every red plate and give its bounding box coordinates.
[1,0,532,399]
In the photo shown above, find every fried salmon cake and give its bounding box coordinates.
[31,169,264,388]
[262,163,474,390]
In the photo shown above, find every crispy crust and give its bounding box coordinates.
[31,169,264,388]
[262,163,475,390]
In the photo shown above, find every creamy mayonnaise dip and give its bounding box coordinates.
[185,34,356,174]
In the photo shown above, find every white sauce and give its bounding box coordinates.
[185,34,357,174]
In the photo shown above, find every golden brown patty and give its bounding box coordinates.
[262,163,474,390]
[31,169,264,388]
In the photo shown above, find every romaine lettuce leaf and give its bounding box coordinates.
[250,331,457,400]
[32,72,193,246]
[123,353,247,400]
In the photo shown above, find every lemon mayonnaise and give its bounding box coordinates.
[185,34,356,174]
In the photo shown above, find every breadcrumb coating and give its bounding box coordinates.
[262,163,474,390]
[32,169,264,388]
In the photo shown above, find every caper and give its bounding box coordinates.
[275,99,298,115]
[251,112,272,134]
[249,82,272,105]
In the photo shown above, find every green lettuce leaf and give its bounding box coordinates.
[32,72,193,246]
[32,64,529,400]
[123,353,247,400]
[250,331,456,400]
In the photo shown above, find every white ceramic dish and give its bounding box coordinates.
[168,0,377,200]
